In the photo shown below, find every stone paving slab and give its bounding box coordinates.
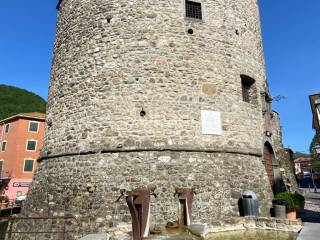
[297,223,320,240]
[79,233,108,240]
[296,190,320,240]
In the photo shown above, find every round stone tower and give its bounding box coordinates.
[23,0,273,236]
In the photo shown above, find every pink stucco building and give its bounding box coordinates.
[0,112,45,201]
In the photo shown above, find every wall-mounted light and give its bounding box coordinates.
[265,131,272,137]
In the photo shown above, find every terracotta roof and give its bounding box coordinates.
[294,157,312,163]
[0,112,45,123]
[20,112,46,119]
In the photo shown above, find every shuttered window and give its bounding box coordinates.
[1,142,7,151]
[29,121,39,132]
[24,159,34,172]
[4,124,10,133]
[26,140,37,151]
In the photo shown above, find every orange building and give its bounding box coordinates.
[0,112,45,201]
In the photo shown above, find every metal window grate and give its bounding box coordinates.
[186,1,202,20]
[241,75,255,103]
[242,83,251,103]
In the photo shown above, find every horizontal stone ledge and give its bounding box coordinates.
[38,147,262,162]
[190,217,303,239]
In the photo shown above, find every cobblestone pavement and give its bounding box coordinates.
[298,190,320,223]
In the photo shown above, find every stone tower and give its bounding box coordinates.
[23,0,274,236]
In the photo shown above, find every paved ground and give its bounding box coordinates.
[297,189,320,240]
[298,190,320,223]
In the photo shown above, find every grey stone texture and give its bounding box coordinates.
[26,152,272,228]
[79,233,108,240]
[206,217,302,234]
[44,0,266,156]
[19,0,278,238]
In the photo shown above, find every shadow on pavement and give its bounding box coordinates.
[298,209,320,223]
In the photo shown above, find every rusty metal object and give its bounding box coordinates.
[0,215,80,239]
[118,187,156,240]
[165,221,179,229]
[175,188,195,226]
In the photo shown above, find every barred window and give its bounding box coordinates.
[241,75,255,103]
[185,1,202,20]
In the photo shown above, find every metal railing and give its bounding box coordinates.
[0,215,82,240]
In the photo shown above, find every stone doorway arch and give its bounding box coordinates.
[263,142,275,190]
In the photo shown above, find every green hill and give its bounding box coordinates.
[0,84,46,120]
[293,152,310,159]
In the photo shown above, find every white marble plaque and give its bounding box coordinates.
[201,110,222,135]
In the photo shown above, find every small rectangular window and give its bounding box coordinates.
[1,141,7,151]
[29,121,39,132]
[26,140,37,151]
[185,0,202,20]
[4,124,10,133]
[241,75,255,103]
[242,83,251,103]
[24,159,34,172]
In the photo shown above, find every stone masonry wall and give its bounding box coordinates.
[44,0,266,157]
[20,0,275,237]
[23,151,273,235]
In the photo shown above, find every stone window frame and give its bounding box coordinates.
[4,124,10,133]
[183,0,205,22]
[240,75,257,104]
[26,139,37,152]
[28,121,39,133]
[23,158,35,173]
[1,141,7,152]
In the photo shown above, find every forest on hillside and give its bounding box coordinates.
[0,84,46,120]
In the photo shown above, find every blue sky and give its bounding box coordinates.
[259,1,320,152]
[0,0,319,152]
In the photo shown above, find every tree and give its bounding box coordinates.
[310,134,320,172]
[0,84,46,120]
